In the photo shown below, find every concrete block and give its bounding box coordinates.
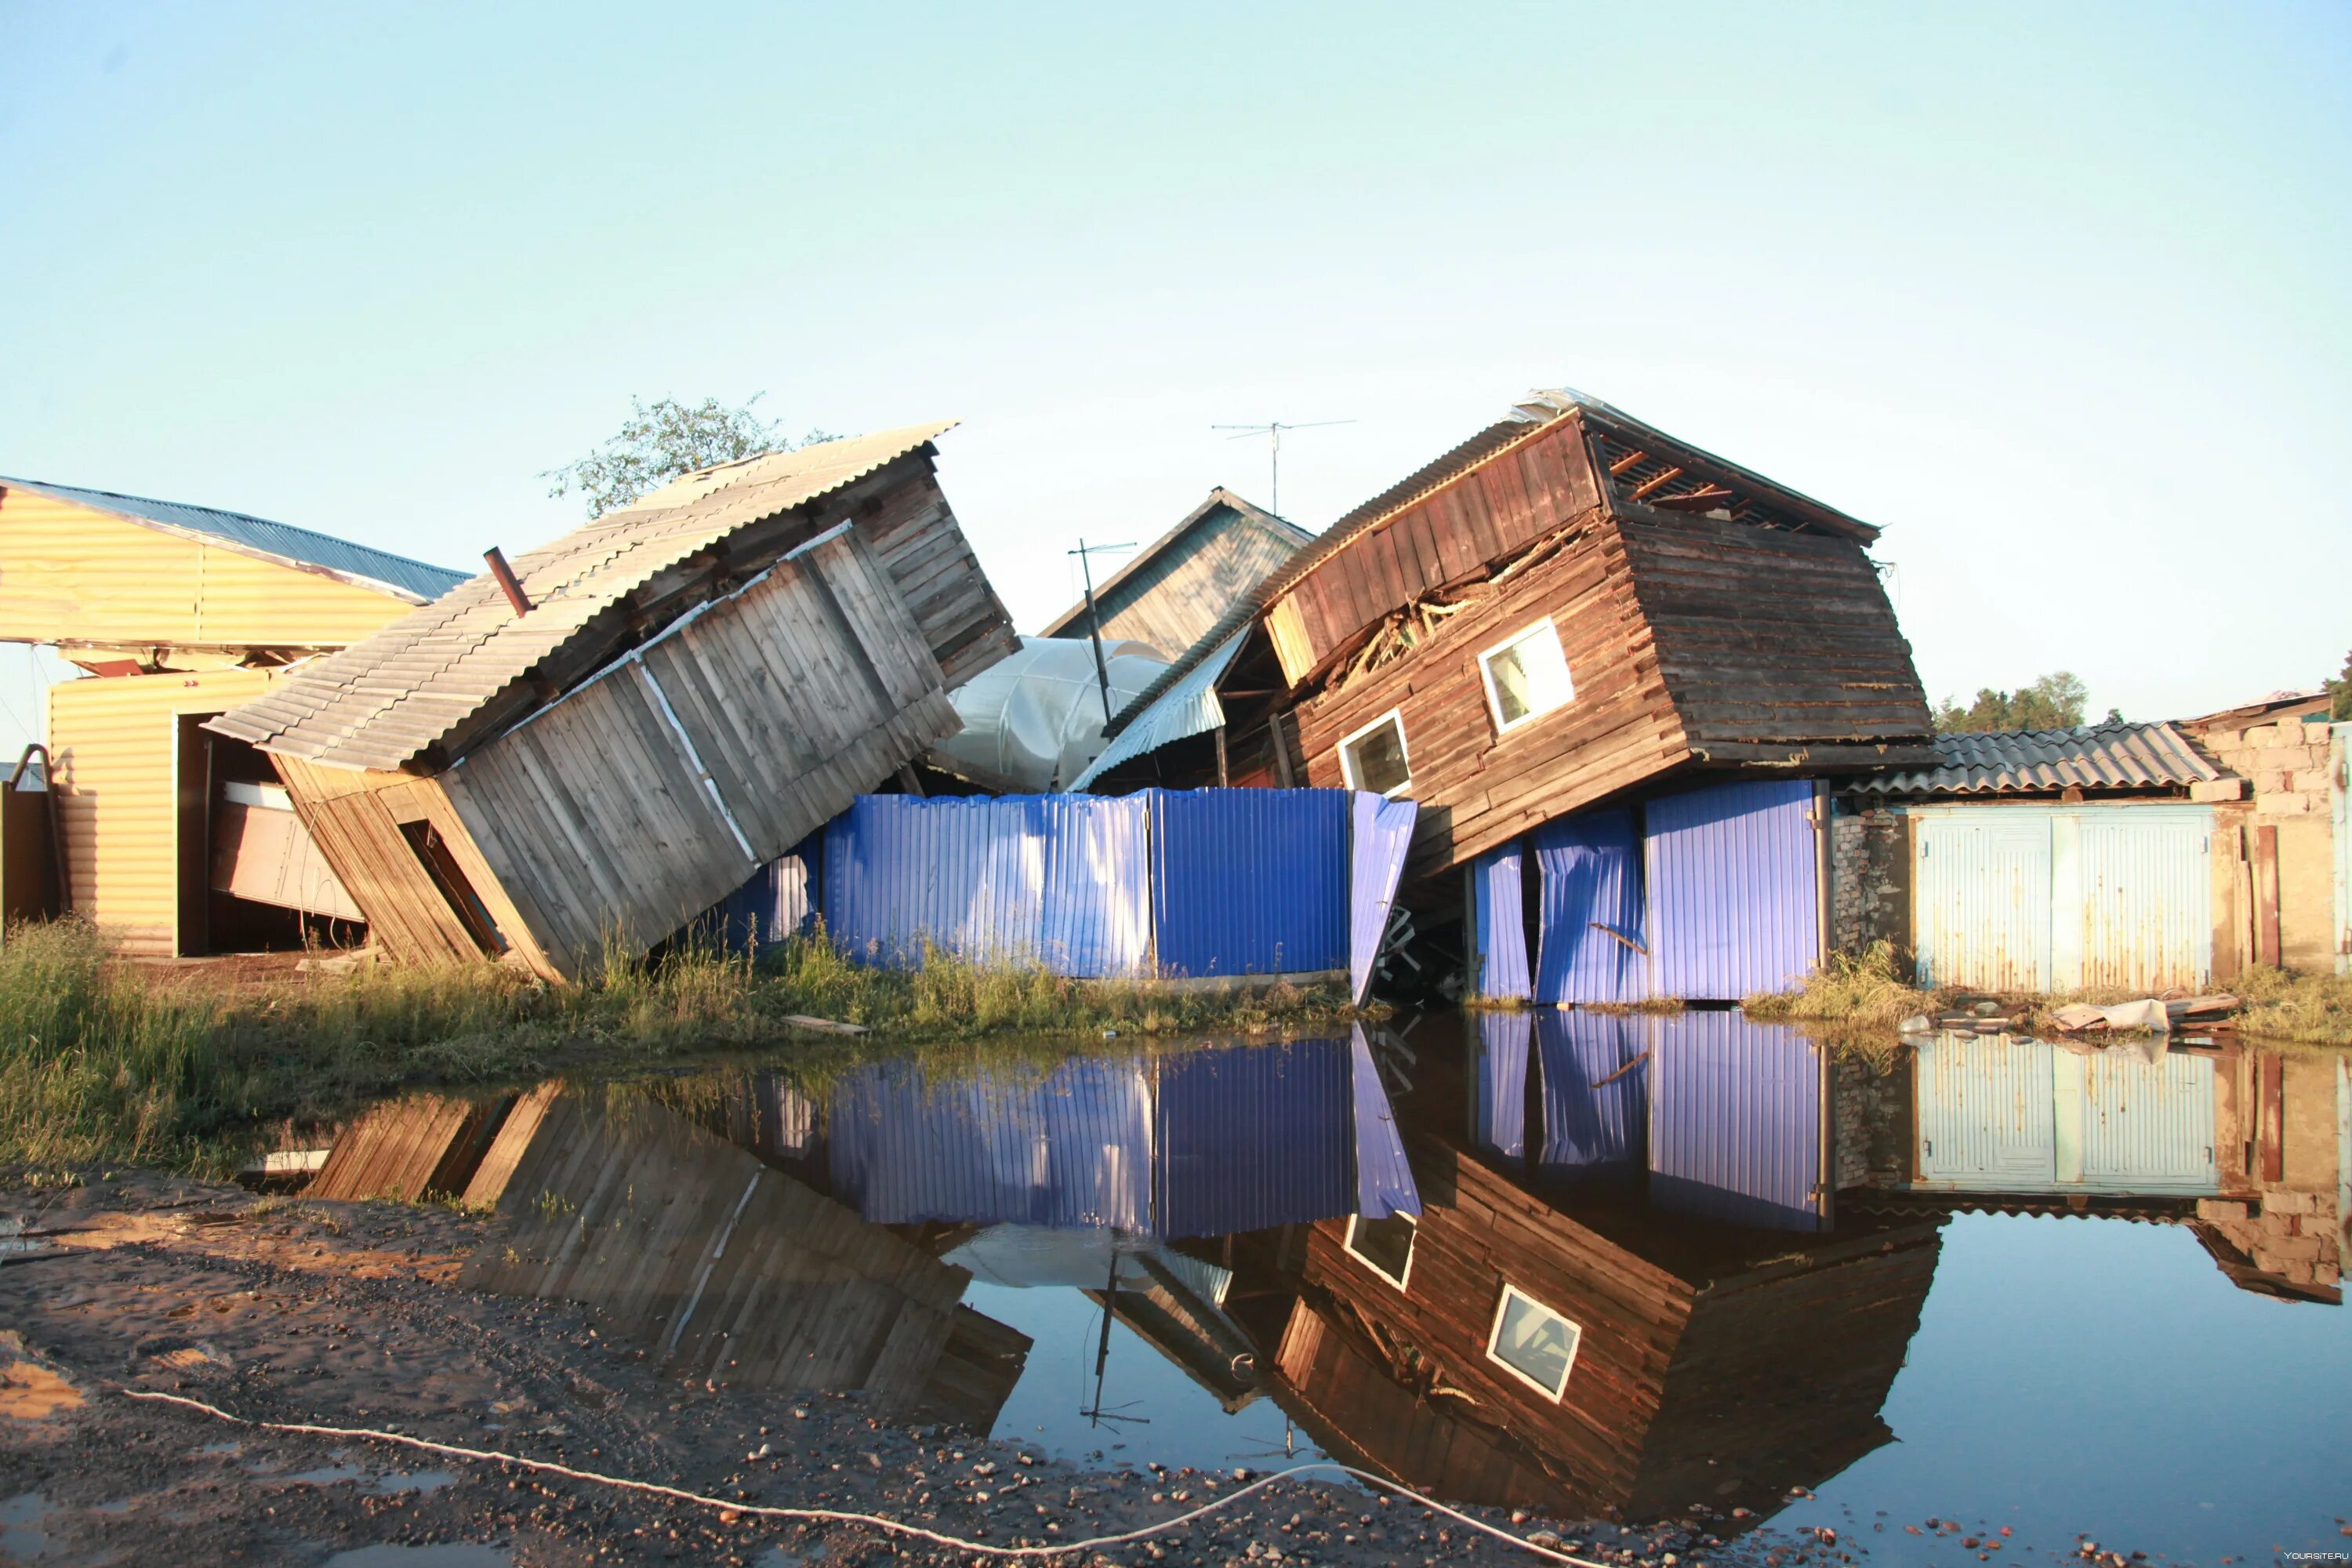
[2256,792,2312,815]
[2205,728,2242,751]
[2303,721,2335,745]
[2267,1189,2318,1214]
[2196,1199,2250,1221]
[2190,778,2248,802]
[2253,771,2287,795]
[2281,1261,2318,1285]
[2242,724,2279,746]
[2260,1234,2325,1263]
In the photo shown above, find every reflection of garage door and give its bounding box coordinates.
[1917,1036,2056,1188]
[2077,1051,2216,1193]
[1912,805,2212,993]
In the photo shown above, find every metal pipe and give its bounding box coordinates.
[485,548,532,616]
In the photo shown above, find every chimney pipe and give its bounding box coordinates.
[485,548,532,615]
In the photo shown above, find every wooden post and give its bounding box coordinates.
[1214,724,1229,788]
[2256,1051,2285,1185]
[2252,824,2281,968]
[1269,713,1295,789]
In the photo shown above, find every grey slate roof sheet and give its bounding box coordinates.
[1845,721,2220,797]
[207,422,956,772]
[0,475,468,604]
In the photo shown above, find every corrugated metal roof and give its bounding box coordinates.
[0,474,467,604]
[206,422,956,771]
[1069,630,1247,789]
[1848,721,2220,796]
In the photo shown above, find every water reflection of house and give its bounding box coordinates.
[314,1083,1031,1428]
[1248,1013,1940,1522]
[1846,1035,2344,1305]
[0,475,466,954]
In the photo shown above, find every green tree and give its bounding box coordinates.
[544,395,838,519]
[2328,649,2351,721]
[1932,670,2100,734]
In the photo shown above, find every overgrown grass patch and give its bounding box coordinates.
[2230,966,2352,1047]
[1742,942,1934,1030]
[0,920,1356,1178]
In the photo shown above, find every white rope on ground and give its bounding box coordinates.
[121,1387,1604,1564]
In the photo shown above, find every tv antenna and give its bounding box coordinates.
[1069,538,1135,729]
[1210,419,1355,523]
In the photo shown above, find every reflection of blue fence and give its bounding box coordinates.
[824,1031,1421,1238]
[788,788,1406,982]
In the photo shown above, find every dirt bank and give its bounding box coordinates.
[0,1173,1811,1568]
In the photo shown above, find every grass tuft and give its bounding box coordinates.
[1742,941,1933,1029]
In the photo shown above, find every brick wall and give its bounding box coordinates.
[2195,1191,2343,1293]
[2194,717,2338,818]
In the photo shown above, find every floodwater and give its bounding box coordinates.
[330,1014,2350,1563]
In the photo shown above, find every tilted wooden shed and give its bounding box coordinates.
[1037,487,1310,662]
[209,423,1018,979]
[1100,390,1935,878]
[0,475,467,955]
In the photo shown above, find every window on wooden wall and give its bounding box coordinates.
[1484,1283,1581,1401]
[1477,620,1574,735]
[1344,1211,1417,1290]
[1338,710,1412,797]
[397,818,508,956]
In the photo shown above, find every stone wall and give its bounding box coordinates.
[1830,802,1909,960]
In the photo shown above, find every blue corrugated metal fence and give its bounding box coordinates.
[1151,789,1348,978]
[1465,846,1531,1001]
[1349,793,1419,1002]
[1535,1009,1645,1181]
[1532,808,1646,1003]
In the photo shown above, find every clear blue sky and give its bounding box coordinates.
[3,2,2346,750]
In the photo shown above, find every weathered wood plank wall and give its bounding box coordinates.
[1288,517,1691,877]
[441,528,957,976]
[270,753,551,971]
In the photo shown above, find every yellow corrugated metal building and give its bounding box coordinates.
[0,476,467,955]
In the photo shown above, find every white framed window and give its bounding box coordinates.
[1477,619,1574,735]
[1337,710,1412,797]
[1484,1283,1581,1401]
[1344,1211,1417,1291]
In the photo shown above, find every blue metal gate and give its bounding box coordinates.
[1646,781,1821,1001]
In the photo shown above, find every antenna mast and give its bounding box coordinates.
[1209,419,1355,521]
[1069,539,1136,730]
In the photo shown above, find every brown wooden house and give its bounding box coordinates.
[209,424,1018,979]
[1093,392,1934,880]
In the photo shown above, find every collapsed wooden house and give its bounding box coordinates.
[1089,391,1935,874]
[0,474,467,954]
[209,423,1018,980]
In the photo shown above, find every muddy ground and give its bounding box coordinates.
[0,1174,2019,1568]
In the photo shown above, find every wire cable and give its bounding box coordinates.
[120,1387,1602,1563]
